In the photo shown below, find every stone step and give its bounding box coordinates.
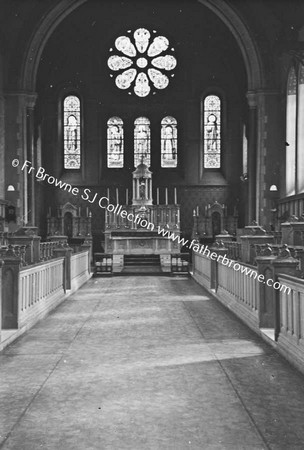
[124,255,160,266]
[122,265,162,274]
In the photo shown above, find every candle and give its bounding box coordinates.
[126,188,128,205]
[177,208,180,224]
[196,206,199,216]
[116,188,119,205]
[165,188,168,205]
[193,208,196,217]
[86,207,89,216]
[78,207,81,216]
[107,187,110,200]
[157,188,159,205]
[174,187,177,205]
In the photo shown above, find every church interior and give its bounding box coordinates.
[1,0,304,448]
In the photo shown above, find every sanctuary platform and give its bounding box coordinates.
[103,163,182,273]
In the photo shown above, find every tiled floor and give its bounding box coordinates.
[1,276,304,449]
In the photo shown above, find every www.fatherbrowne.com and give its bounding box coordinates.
[157,227,291,295]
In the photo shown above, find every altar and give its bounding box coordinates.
[104,163,181,273]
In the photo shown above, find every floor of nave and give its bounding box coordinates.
[1,275,304,450]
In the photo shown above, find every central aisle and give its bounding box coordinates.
[1,276,304,449]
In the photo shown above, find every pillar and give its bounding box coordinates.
[1,247,21,329]
[53,245,73,291]
[272,247,299,340]
[246,91,257,224]
[4,92,37,227]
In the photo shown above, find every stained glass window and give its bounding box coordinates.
[134,117,150,167]
[63,95,81,169]
[107,117,124,168]
[203,95,221,169]
[161,116,177,168]
[107,28,177,97]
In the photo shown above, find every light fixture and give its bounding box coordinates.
[7,185,15,191]
[269,184,278,192]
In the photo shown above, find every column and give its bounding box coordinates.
[26,94,37,225]
[246,91,257,224]
[4,92,37,226]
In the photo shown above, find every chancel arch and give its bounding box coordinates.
[19,0,264,94]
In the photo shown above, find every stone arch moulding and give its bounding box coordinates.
[20,0,265,93]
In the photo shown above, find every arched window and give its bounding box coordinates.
[63,95,81,169]
[107,117,124,168]
[134,117,150,167]
[161,116,177,168]
[203,95,221,169]
[285,64,304,196]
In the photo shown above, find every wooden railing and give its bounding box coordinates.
[225,241,241,261]
[39,241,60,261]
[192,251,211,289]
[217,260,260,328]
[18,257,65,329]
[70,250,90,292]
[276,274,304,372]
[1,247,91,350]
[278,194,304,219]
[193,252,260,327]
[277,275,304,342]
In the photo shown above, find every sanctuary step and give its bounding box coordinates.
[122,254,161,274]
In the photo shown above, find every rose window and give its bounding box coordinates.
[107,28,177,97]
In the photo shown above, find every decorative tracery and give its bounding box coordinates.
[63,95,81,169]
[108,28,177,97]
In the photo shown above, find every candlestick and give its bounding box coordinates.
[116,188,119,205]
[157,188,159,205]
[174,187,177,205]
[165,188,168,205]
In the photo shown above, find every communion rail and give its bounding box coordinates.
[19,257,65,329]
[0,249,91,351]
[276,274,304,373]
[192,250,304,375]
